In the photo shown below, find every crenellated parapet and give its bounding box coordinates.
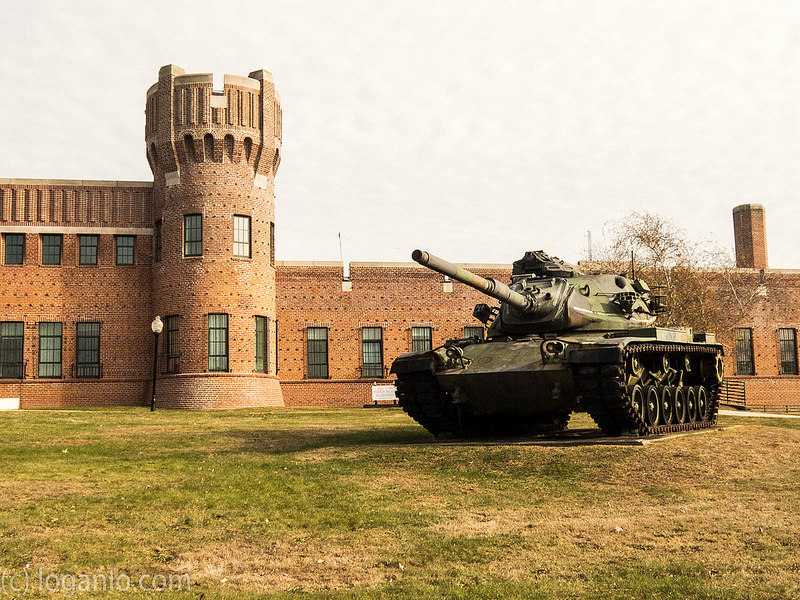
[145,65,281,189]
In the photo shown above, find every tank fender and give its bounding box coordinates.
[568,346,624,365]
[390,353,437,375]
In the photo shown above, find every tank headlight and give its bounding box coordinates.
[445,346,464,360]
[544,340,565,357]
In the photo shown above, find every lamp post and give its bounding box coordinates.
[150,316,163,412]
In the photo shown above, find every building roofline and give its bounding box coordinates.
[276,260,511,269]
[0,178,153,188]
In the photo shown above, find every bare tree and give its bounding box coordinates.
[594,211,759,350]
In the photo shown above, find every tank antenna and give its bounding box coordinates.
[630,249,636,279]
[339,233,349,280]
[586,230,593,261]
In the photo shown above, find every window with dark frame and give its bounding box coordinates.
[233,215,252,258]
[79,235,98,266]
[464,326,484,339]
[41,235,62,265]
[184,214,202,257]
[411,326,432,352]
[306,327,328,379]
[76,322,101,378]
[255,316,268,373]
[779,328,798,375]
[0,322,24,378]
[361,327,384,378]
[4,234,24,265]
[116,236,135,265]
[163,315,180,373]
[735,328,755,376]
[154,219,162,262]
[38,322,62,378]
[208,313,229,372]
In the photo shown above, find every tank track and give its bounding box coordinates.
[574,342,721,437]
[395,370,570,439]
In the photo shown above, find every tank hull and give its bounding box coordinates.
[434,339,579,415]
[391,331,723,438]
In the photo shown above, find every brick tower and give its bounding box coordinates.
[145,64,283,408]
[732,204,768,270]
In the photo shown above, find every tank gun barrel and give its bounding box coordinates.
[412,249,534,313]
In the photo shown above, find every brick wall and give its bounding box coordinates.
[0,179,154,408]
[725,270,800,406]
[275,261,509,406]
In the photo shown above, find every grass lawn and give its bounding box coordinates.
[0,406,798,599]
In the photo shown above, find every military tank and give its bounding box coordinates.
[390,249,723,438]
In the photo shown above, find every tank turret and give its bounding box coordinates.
[393,248,724,440]
[413,249,661,337]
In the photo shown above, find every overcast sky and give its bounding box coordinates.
[1,1,799,268]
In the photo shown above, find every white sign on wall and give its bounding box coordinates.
[371,385,398,403]
[0,398,20,410]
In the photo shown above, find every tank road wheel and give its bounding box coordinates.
[684,386,697,424]
[644,385,660,427]
[629,356,645,383]
[694,386,708,422]
[628,384,645,421]
[672,386,687,424]
[658,386,674,425]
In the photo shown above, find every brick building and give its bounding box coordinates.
[0,65,798,410]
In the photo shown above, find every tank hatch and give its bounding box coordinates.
[512,250,578,278]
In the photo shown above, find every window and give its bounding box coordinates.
[1,322,24,378]
[184,214,202,257]
[779,328,798,375]
[255,316,268,373]
[204,134,215,162]
[269,222,275,266]
[76,322,101,378]
[735,328,755,376]
[464,326,484,339]
[411,326,432,352]
[154,219,162,262]
[163,315,180,373]
[233,215,251,258]
[116,236,135,265]
[361,327,384,378]
[208,313,228,371]
[4,234,24,265]
[307,327,328,379]
[41,235,62,265]
[79,235,98,266]
[38,322,62,378]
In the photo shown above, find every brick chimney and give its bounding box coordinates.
[732,204,768,270]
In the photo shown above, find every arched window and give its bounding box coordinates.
[224,135,234,162]
[243,137,253,163]
[184,135,196,162]
[204,134,215,162]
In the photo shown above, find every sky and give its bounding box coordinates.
[1,0,799,268]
